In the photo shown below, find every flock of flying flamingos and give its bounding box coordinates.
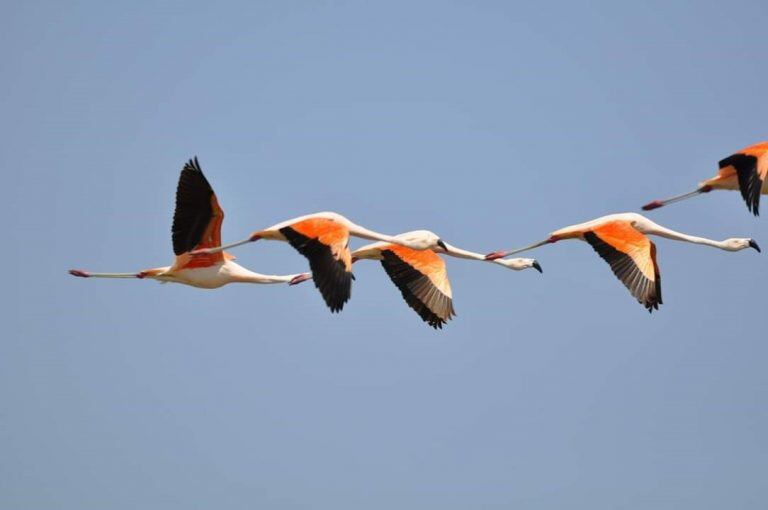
[69,141,767,328]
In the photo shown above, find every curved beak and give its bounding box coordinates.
[437,239,447,251]
[749,239,761,253]
[532,261,543,273]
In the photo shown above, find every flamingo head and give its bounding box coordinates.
[493,258,543,272]
[721,238,761,252]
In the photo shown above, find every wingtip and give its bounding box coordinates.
[429,318,448,329]
[184,156,202,172]
[644,299,661,313]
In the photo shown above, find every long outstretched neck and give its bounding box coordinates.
[441,243,486,261]
[484,237,557,260]
[235,270,306,284]
[643,222,727,249]
[442,243,537,270]
[642,185,712,211]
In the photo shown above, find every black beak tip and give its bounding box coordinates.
[437,239,447,250]
[749,239,761,253]
[532,261,543,273]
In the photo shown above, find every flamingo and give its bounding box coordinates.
[69,158,309,288]
[191,214,452,313]
[642,141,768,215]
[485,213,760,312]
[289,231,542,328]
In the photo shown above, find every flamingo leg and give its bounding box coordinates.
[485,239,554,260]
[190,237,254,256]
[642,186,712,211]
[69,269,142,278]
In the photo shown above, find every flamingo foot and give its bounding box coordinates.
[289,273,313,286]
[69,269,90,278]
[642,200,664,211]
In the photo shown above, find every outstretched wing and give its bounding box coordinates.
[281,218,353,313]
[583,221,662,312]
[172,157,225,258]
[380,245,455,329]
[719,142,768,216]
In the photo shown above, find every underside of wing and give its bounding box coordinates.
[172,157,225,257]
[280,222,353,313]
[380,248,455,329]
[584,222,662,312]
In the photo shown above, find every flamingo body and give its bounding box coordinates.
[69,158,307,288]
[279,218,354,312]
[146,259,287,289]
[353,239,455,329]
[486,213,758,312]
[703,142,768,214]
[551,216,662,310]
[643,141,768,215]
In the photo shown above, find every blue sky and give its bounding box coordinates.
[3,1,767,508]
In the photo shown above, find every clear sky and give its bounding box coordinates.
[3,1,767,508]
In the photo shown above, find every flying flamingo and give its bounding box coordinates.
[485,213,760,312]
[642,141,768,215]
[191,214,450,312]
[69,158,309,288]
[289,231,542,328]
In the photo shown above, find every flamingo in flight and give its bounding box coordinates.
[69,158,309,288]
[485,213,760,312]
[291,231,542,328]
[643,141,768,215]
[191,214,451,313]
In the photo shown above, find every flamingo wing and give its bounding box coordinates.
[172,157,225,258]
[719,142,768,215]
[281,218,353,313]
[380,245,455,329]
[583,221,662,312]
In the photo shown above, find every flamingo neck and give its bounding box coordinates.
[643,223,727,249]
[230,265,297,284]
[440,243,485,260]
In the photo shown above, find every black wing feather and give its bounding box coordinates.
[280,226,353,313]
[584,231,662,312]
[172,157,215,255]
[720,153,762,216]
[380,250,455,329]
